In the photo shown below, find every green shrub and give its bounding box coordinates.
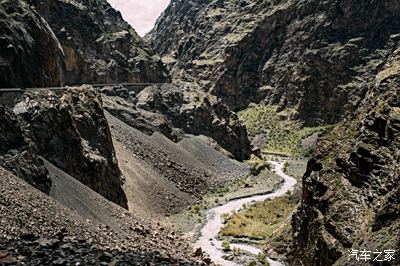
[247,260,257,266]
[222,240,231,251]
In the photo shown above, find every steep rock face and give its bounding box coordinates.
[102,84,251,160]
[31,0,169,84]
[149,0,400,124]
[0,0,64,88]
[290,48,400,265]
[13,87,128,208]
[0,106,50,193]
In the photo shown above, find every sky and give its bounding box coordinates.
[107,0,170,36]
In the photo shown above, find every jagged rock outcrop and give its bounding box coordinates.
[289,48,400,265]
[13,86,128,208]
[0,0,64,88]
[149,0,400,125]
[31,0,169,84]
[102,84,251,160]
[0,106,50,193]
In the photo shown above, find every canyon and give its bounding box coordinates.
[0,0,399,265]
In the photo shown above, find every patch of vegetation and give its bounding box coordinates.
[222,240,231,251]
[246,255,271,266]
[166,169,283,239]
[247,260,257,266]
[257,253,270,266]
[238,105,334,156]
[221,196,299,239]
[246,155,271,175]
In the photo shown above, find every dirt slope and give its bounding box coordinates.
[46,159,130,233]
[114,139,194,218]
[106,111,249,217]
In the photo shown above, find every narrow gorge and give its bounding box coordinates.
[0,0,399,265]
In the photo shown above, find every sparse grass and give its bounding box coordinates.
[207,170,282,204]
[247,260,257,266]
[246,155,271,175]
[221,197,299,239]
[238,105,334,156]
[257,253,270,266]
[221,213,230,222]
[166,169,283,239]
[222,239,231,251]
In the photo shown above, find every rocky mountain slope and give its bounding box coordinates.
[0,0,64,88]
[1,83,246,263]
[0,166,201,265]
[290,48,400,265]
[0,106,50,194]
[149,0,400,125]
[102,83,251,160]
[32,0,169,84]
[107,111,249,217]
[1,0,251,160]
[0,0,168,88]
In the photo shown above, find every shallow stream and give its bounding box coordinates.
[195,161,297,266]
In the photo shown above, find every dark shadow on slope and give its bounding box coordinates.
[46,159,123,231]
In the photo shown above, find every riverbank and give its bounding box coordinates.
[164,168,284,240]
[195,161,297,266]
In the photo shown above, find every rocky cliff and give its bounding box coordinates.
[0,0,64,88]
[0,0,169,88]
[13,87,128,208]
[32,0,169,85]
[102,83,251,160]
[0,106,50,194]
[149,0,400,125]
[290,48,400,265]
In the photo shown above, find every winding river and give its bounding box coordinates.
[195,161,297,266]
